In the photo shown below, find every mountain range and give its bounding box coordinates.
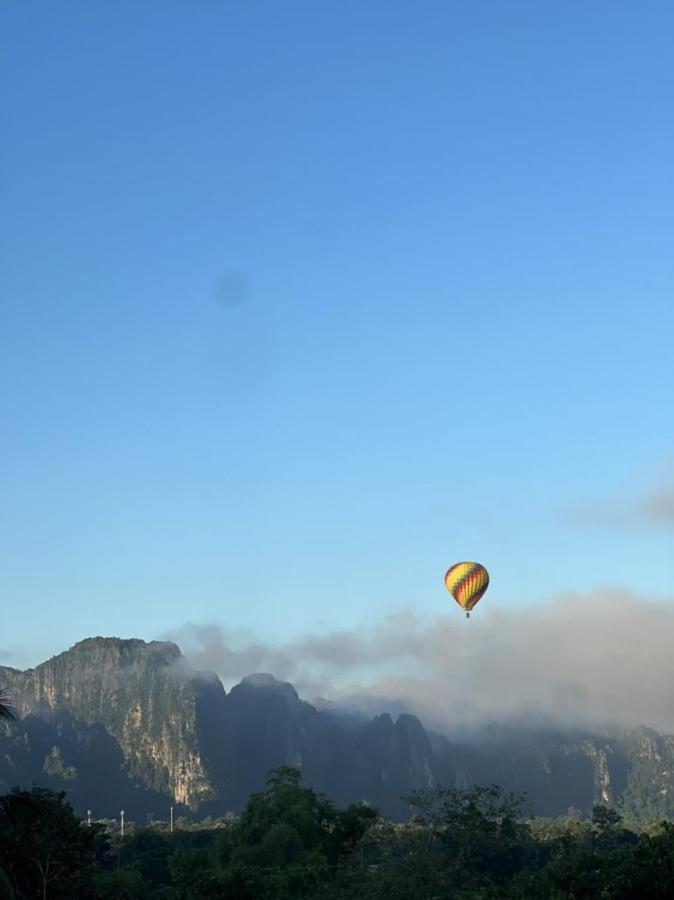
[1,637,672,825]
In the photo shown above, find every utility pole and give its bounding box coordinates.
[86,809,92,827]
[170,805,174,833]
[120,809,125,837]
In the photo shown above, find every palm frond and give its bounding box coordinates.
[0,691,16,723]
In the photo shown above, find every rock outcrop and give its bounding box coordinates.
[3,637,674,825]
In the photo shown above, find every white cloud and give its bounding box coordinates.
[169,589,674,735]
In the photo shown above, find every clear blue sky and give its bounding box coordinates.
[2,1,673,667]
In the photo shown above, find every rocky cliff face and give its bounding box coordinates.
[0,638,437,818]
[617,727,674,823]
[0,638,214,809]
[3,638,674,824]
[196,672,436,819]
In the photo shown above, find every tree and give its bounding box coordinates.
[0,788,99,899]
[592,804,623,833]
[407,783,535,887]
[592,804,637,852]
[0,692,30,827]
[92,867,149,900]
[0,689,46,896]
[321,784,537,900]
[226,765,337,897]
[172,767,378,900]
[0,870,14,900]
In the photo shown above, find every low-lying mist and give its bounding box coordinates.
[169,589,674,736]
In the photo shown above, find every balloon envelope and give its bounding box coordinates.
[444,562,489,613]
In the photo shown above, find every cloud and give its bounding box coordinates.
[169,590,674,736]
[641,486,674,525]
[568,482,674,529]
[171,623,297,682]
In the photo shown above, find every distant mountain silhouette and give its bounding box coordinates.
[1,637,672,824]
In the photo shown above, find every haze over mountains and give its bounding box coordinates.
[1,635,674,826]
[169,591,674,737]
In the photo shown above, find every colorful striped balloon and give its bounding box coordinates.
[444,562,490,618]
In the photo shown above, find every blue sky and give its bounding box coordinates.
[1,1,672,668]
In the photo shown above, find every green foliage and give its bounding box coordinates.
[42,746,78,781]
[166,766,377,899]
[93,867,149,900]
[411,783,535,888]
[616,729,674,827]
[200,765,375,899]
[0,870,14,900]
[6,772,674,897]
[323,784,538,900]
[0,787,99,899]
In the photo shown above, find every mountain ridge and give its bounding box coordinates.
[1,636,673,825]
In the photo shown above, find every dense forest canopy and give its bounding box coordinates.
[3,767,674,899]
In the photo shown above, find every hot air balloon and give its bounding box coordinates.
[444,562,489,618]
